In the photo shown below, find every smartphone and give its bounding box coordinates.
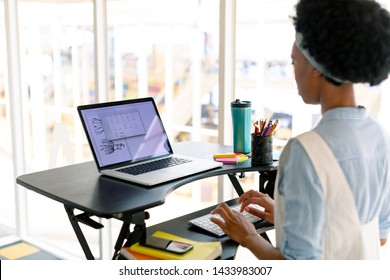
[141,236,193,254]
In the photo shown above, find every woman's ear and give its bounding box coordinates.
[312,68,322,78]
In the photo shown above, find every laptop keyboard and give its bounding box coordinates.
[188,203,263,237]
[117,157,192,176]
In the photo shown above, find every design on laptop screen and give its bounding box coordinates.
[80,100,171,168]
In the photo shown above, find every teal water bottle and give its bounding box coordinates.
[231,99,251,154]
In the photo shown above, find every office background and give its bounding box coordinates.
[1,0,389,259]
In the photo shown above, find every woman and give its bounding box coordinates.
[211,0,390,259]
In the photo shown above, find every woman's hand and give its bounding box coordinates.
[210,203,259,246]
[210,195,284,260]
[238,190,275,224]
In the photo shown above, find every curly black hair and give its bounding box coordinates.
[293,0,390,86]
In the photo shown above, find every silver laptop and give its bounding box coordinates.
[77,97,222,186]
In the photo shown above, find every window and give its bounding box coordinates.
[106,0,221,244]
[0,0,16,236]
[107,0,220,144]
[18,0,97,258]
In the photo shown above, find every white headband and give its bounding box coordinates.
[295,32,345,84]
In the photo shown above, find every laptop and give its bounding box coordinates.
[77,97,222,186]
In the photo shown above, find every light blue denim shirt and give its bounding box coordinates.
[277,107,390,259]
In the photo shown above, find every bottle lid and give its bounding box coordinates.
[231,99,251,108]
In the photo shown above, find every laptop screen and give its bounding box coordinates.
[78,98,172,169]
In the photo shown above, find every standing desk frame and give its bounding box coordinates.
[16,142,277,260]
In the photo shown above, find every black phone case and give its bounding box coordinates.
[142,236,171,249]
[141,236,192,254]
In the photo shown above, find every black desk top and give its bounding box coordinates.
[16,141,278,218]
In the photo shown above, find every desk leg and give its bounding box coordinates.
[260,232,272,244]
[113,211,148,260]
[227,173,245,196]
[258,170,276,244]
[65,206,95,260]
[113,221,131,259]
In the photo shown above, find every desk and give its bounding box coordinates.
[16,141,277,260]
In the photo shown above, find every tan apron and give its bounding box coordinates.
[274,131,380,259]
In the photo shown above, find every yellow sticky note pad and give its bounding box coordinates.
[213,153,237,159]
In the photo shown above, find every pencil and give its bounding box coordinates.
[260,118,267,135]
[269,119,279,135]
[253,121,260,135]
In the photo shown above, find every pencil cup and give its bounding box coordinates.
[251,134,273,165]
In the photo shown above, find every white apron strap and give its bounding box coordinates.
[275,131,379,259]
